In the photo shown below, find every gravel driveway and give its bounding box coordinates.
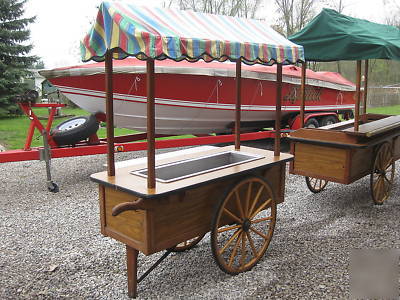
[1,143,399,299]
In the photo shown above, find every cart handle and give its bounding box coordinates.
[112,198,146,216]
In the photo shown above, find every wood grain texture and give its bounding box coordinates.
[349,147,374,183]
[263,164,285,204]
[292,143,347,182]
[99,185,106,236]
[104,187,147,252]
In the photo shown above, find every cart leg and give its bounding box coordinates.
[126,246,138,298]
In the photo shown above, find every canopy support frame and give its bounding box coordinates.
[300,61,307,128]
[147,58,156,190]
[105,50,115,177]
[354,60,362,131]
[274,63,283,156]
[362,59,369,122]
[235,59,242,150]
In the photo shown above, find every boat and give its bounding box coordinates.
[39,58,355,134]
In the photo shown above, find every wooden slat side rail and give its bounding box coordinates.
[344,115,400,137]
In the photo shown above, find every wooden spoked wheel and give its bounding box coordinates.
[370,142,395,205]
[169,234,205,252]
[211,176,276,275]
[305,176,328,193]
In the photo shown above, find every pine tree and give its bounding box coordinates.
[0,0,38,116]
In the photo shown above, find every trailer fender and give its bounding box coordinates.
[289,112,339,129]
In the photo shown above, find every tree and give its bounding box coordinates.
[274,0,316,37]
[167,0,263,18]
[0,0,38,116]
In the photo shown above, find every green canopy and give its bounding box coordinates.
[289,8,400,62]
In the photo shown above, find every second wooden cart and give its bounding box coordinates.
[288,9,400,204]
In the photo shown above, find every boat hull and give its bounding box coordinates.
[44,61,356,134]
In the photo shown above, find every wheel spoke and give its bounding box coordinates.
[223,208,242,224]
[240,232,247,268]
[228,231,242,267]
[250,198,272,220]
[246,231,258,258]
[251,216,273,224]
[219,229,241,255]
[248,185,265,219]
[245,182,252,217]
[375,177,384,200]
[235,191,245,220]
[218,224,242,233]
[313,179,317,189]
[383,174,392,185]
[249,226,269,240]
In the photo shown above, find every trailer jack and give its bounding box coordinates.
[39,130,59,193]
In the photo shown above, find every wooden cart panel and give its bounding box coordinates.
[290,115,400,184]
[290,143,348,183]
[97,155,288,255]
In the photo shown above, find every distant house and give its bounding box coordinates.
[24,69,46,97]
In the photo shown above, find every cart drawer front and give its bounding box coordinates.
[292,143,347,182]
[102,187,147,252]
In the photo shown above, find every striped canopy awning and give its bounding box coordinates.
[81,1,304,65]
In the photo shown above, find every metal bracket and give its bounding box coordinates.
[137,250,172,284]
[41,130,59,193]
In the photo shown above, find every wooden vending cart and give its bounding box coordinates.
[288,9,400,204]
[83,2,304,298]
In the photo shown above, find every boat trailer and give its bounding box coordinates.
[0,102,291,192]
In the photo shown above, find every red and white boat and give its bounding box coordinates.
[40,58,355,134]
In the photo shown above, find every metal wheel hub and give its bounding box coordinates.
[242,219,251,232]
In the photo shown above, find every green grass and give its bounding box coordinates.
[0,107,193,150]
[367,105,400,115]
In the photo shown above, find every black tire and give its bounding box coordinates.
[304,118,319,128]
[51,114,99,146]
[321,116,337,127]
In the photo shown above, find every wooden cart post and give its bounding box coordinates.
[105,50,115,176]
[235,59,242,150]
[146,58,156,190]
[300,61,306,128]
[362,60,369,122]
[354,60,362,131]
[274,63,283,156]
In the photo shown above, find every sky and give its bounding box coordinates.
[24,0,399,69]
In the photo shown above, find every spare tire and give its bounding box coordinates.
[51,114,99,146]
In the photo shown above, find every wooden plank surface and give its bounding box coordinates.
[91,145,293,198]
[344,115,400,137]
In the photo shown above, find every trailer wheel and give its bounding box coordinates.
[321,116,337,126]
[169,234,205,252]
[51,114,99,146]
[211,176,276,275]
[305,176,328,193]
[370,142,395,205]
[304,118,319,128]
